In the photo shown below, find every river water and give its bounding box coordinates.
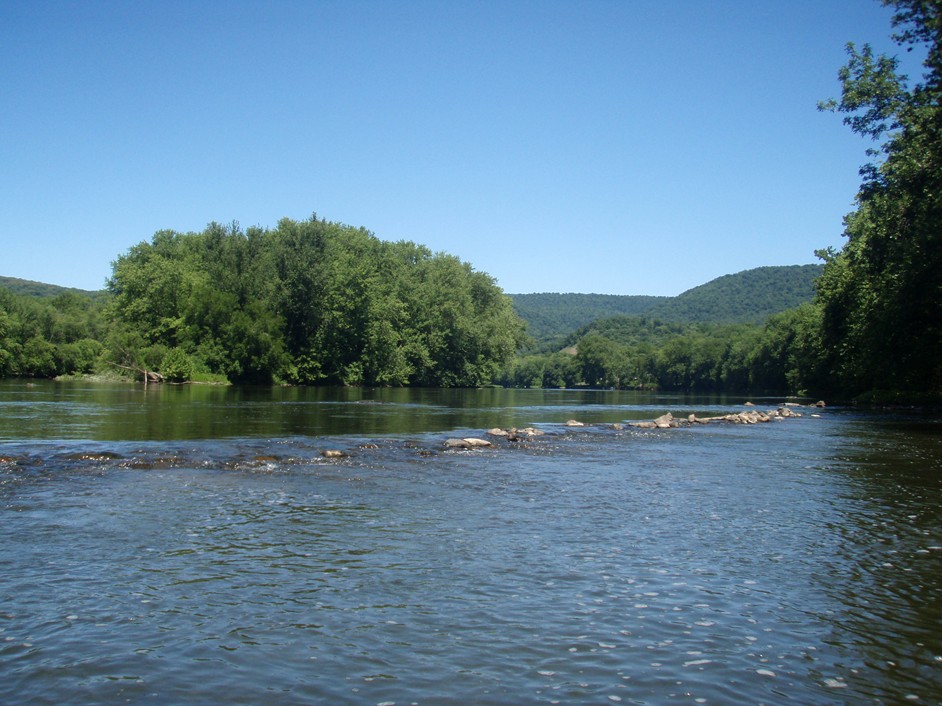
[1,381,940,705]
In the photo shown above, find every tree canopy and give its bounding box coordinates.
[816,0,942,400]
[105,216,526,386]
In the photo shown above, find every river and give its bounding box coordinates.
[1,380,940,705]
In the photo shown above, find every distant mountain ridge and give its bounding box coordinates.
[509,292,668,344]
[643,264,824,323]
[0,276,104,299]
[510,264,823,344]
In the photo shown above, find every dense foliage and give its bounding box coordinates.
[0,287,107,378]
[103,217,525,386]
[496,305,827,393]
[814,0,942,400]
[1,217,525,386]
[0,242,833,393]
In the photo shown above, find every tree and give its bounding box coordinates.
[817,0,942,399]
[160,347,194,383]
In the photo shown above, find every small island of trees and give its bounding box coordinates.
[103,216,527,387]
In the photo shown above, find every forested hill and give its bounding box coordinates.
[508,293,667,344]
[643,264,824,324]
[510,264,823,344]
[0,276,105,300]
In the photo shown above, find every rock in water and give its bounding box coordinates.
[654,413,675,429]
[443,438,493,449]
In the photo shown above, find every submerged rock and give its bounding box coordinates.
[321,449,346,459]
[565,419,585,427]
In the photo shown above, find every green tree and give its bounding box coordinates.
[817,0,942,399]
[160,347,194,383]
[577,334,627,387]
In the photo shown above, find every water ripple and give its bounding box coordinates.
[1,408,941,704]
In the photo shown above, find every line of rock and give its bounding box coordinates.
[631,407,806,429]
[437,404,822,450]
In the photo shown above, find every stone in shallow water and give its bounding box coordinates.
[654,413,675,428]
[443,438,493,449]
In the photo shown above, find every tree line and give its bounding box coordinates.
[1,216,526,386]
[105,216,526,386]
[495,306,826,393]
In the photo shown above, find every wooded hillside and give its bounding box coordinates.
[511,264,823,346]
[508,293,666,346]
[643,264,824,324]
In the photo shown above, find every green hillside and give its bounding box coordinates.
[0,276,105,300]
[644,264,823,324]
[562,315,713,351]
[509,293,666,345]
[511,264,823,345]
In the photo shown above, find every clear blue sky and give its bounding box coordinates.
[0,0,910,296]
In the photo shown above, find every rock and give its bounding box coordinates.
[518,427,545,436]
[815,400,827,408]
[565,419,585,427]
[631,421,658,429]
[486,428,510,437]
[739,410,772,424]
[611,423,624,430]
[443,437,493,449]
[654,413,675,429]
[321,449,346,458]
[744,401,756,407]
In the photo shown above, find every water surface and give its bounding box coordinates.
[1,381,940,704]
